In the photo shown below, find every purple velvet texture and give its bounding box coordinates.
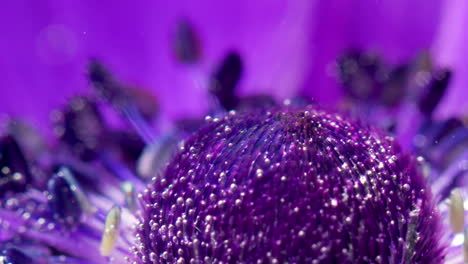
[137,106,444,263]
[0,0,465,133]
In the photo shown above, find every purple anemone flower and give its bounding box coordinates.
[1,1,468,264]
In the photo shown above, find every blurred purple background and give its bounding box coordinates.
[1,0,467,135]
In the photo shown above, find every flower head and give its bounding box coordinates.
[1,2,468,264]
[136,106,443,263]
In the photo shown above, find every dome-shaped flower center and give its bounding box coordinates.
[135,107,443,263]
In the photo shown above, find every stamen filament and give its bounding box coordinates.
[449,189,465,233]
[100,206,122,257]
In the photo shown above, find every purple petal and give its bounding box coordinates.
[432,0,468,119]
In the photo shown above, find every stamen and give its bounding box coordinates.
[209,52,243,110]
[109,130,146,163]
[173,19,201,64]
[47,173,82,227]
[336,50,383,101]
[121,181,136,212]
[418,69,451,116]
[88,60,156,144]
[0,248,33,263]
[57,166,95,214]
[6,119,47,158]
[449,188,465,233]
[136,134,179,179]
[0,135,32,195]
[52,96,106,161]
[100,205,122,257]
[380,64,408,107]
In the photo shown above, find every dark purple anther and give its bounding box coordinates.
[89,61,159,121]
[53,96,105,161]
[418,69,451,115]
[380,64,408,107]
[110,130,146,164]
[47,172,82,227]
[125,87,160,122]
[88,60,149,113]
[136,107,443,263]
[337,50,385,101]
[173,19,201,64]
[88,60,124,107]
[0,135,32,196]
[88,60,155,143]
[210,52,243,110]
[6,120,47,159]
[1,248,34,264]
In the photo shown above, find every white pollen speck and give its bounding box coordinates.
[359,176,367,184]
[205,215,213,222]
[176,197,184,206]
[331,199,338,207]
[256,169,263,178]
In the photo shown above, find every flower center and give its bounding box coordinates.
[134,106,443,263]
